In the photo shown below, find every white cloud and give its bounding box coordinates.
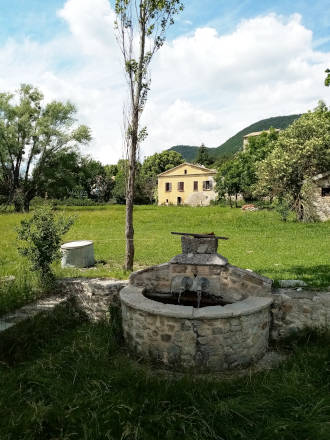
[0,1,329,163]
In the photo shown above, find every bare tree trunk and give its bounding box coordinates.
[124,5,146,271]
[235,193,238,208]
[125,194,134,270]
[125,140,137,270]
[115,0,183,270]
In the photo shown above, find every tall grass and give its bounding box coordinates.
[0,301,330,440]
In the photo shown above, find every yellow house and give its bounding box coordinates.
[158,163,217,206]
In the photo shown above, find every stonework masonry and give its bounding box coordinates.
[121,287,272,371]
[2,276,330,372]
[0,278,128,332]
[271,288,330,340]
[57,278,128,321]
[129,262,272,304]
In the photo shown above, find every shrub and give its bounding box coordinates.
[17,204,75,288]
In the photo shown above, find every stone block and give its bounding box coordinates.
[181,236,218,254]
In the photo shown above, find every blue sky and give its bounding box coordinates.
[1,0,329,49]
[0,0,329,163]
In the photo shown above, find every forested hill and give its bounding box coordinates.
[167,145,200,162]
[167,114,301,161]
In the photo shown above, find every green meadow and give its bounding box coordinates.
[0,206,329,439]
[0,204,329,314]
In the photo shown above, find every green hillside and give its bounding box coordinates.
[168,145,200,162]
[168,114,301,162]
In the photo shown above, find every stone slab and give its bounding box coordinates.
[170,253,228,266]
[61,240,93,249]
[181,236,218,254]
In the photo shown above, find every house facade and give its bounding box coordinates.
[158,163,217,206]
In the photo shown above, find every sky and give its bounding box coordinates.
[0,0,329,164]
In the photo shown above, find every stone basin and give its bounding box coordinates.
[119,233,273,372]
[120,286,272,371]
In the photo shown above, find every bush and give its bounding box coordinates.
[17,204,75,288]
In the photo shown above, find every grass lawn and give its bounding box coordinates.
[0,300,330,440]
[0,204,329,314]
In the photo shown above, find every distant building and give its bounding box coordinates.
[158,163,217,206]
[243,129,280,150]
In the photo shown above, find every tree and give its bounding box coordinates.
[78,156,110,201]
[239,128,279,199]
[195,143,212,166]
[325,68,330,87]
[115,0,184,270]
[256,102,330,220]
[215,158,243,207]
[0,84,91,211]
[36,150,81,199]
[141,150,184,202]
[113,159,149,204]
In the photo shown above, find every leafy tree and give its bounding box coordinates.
[37,150,81,199]
[112,159,148,204]
[115,0,184,270]
[142,150,184,177]
[78,156,110,201]
[17,204,74,287]
[195,143,213,166]
[215,158,243,207]
[104,164,119,179]
[0,84,91,211]
[256,102,330,220]
[325,68,330,86]
[239,128,279,199]
[213,155,232,170]
[215,129,280,204]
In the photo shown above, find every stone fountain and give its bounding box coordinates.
[120,233,273,371]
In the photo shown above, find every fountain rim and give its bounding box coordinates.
[120,286,273,320]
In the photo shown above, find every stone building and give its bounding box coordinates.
[310,171,330,221]
[157,162,217,206]
[243,129,280,150]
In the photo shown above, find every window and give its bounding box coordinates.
[321,187,330,197]
[193,181,198,191]
[203,180,212,190]
[184,169,187,174]
[165,182,172,192]
[178,182,184,191]
[177,196,182,205]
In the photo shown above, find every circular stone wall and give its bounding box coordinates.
[120,286,273,371]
